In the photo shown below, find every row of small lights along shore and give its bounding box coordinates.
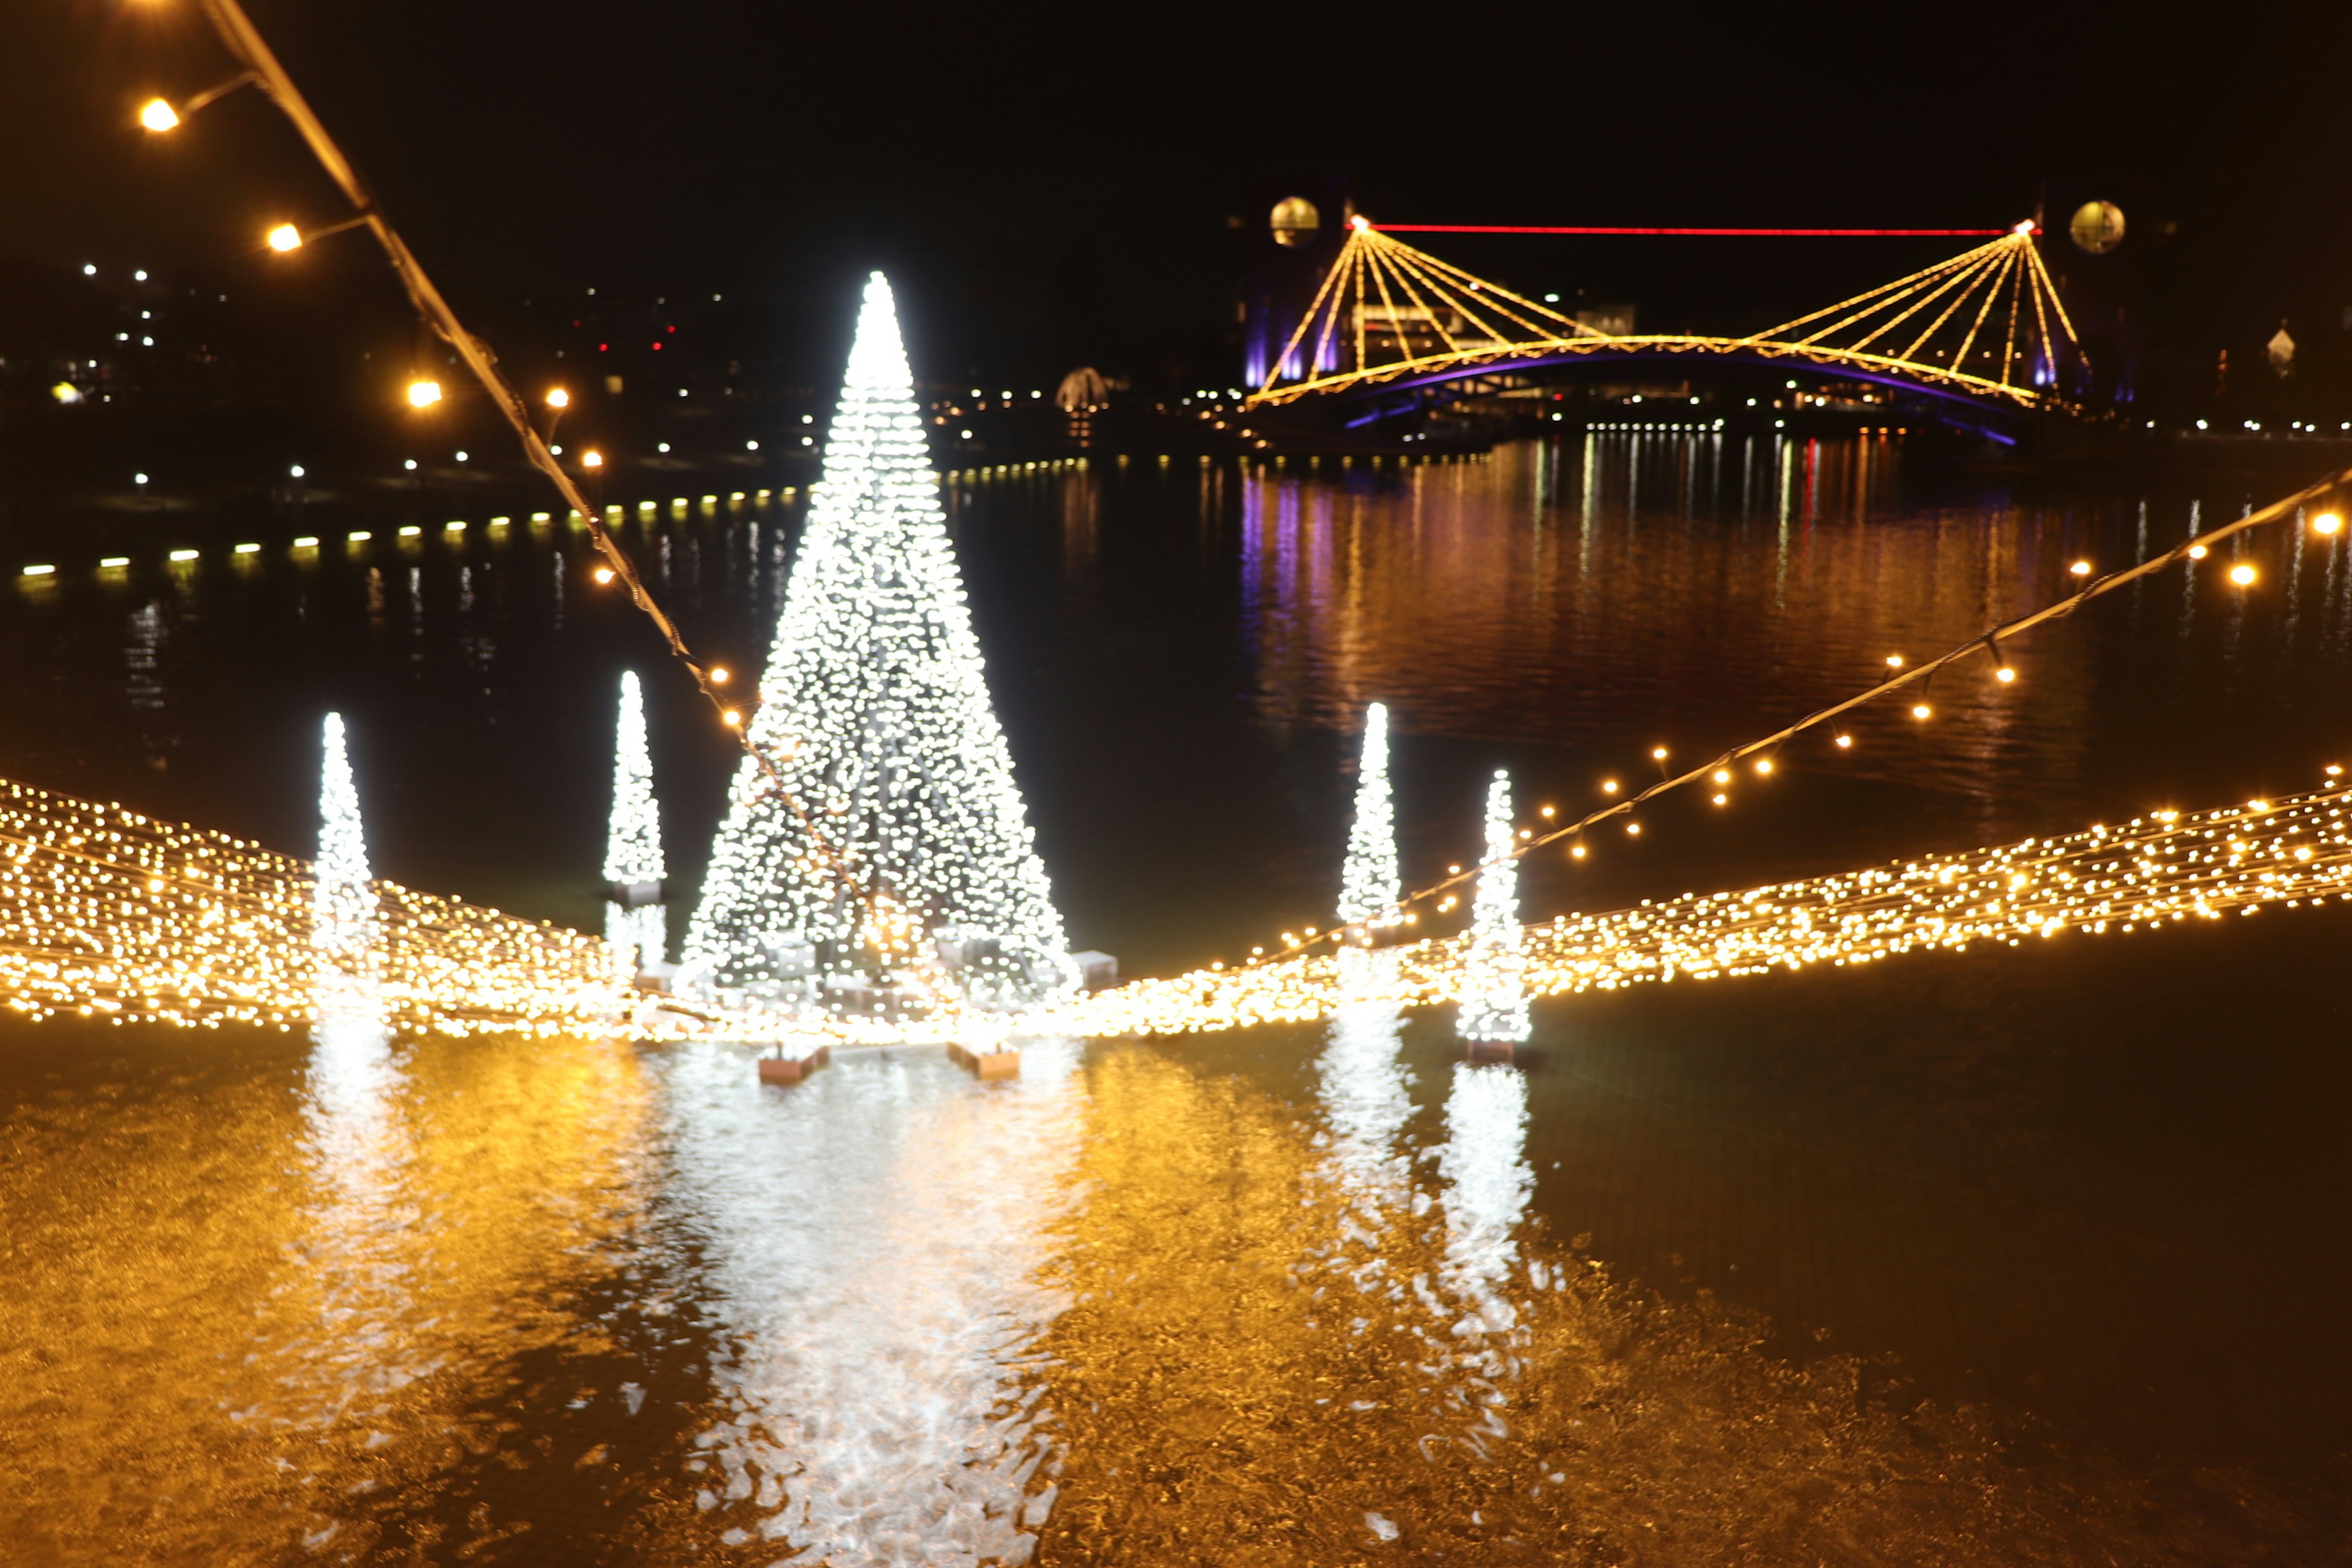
[13,456,1091,582]
[13,488,789,582]
[1224,508,2349,971]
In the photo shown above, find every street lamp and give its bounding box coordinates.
[407,379,442,409]
[138,98,181,132]
[265,223,302,253]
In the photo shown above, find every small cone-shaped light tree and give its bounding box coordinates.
[1336,702,1399,934]
[1458,769,1531,1042]
[683,273,1070,1003]
[603,671,667,973]
[313,712,376,967]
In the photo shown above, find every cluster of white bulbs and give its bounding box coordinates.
[1336,702,1401,930]
[602,671,668,974]
[680,273,1072,1009]
[1457,769,1531,1042]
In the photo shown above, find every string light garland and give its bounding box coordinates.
[602,672,667,974]
[138,0,810,837]
[0,775,619,1036]
[1058,779,2352,1038]
[680,274,1074,1012]
[1272,459,2352,976]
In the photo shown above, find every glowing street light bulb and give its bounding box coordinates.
[2187,544,2209,559]
[138,98,180,133]
[1912,702,1933,720]
[722,710,743,728]
[1835,733,1853,748]
[406,379,443,409]
[1712,769,1732,785]
[1650,747,1668,761]
[592,566,615,584]
[265,224,302,253]
[545,387,570,409]
[1601,779,1619,794]
[581,450,603,469]
[1755,758,1774,775]
[2069,559,2092,576]
[1995,665,2018,682]
[1885,654,1905,668]
[2315,513,2343,535]
[2229,562,2257,586]
[709,666,731,684]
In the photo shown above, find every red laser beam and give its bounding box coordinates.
[1370,224,2024,236]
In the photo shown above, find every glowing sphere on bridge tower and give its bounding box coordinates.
[2068,201,2126,255]
[1270,195,1321,249]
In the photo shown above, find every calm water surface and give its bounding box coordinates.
[3,437,2350,1562]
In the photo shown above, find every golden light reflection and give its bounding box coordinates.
[0,1022,668,1560]
[1034,1040,2130,1558]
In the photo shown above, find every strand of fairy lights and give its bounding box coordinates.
[1244,463,2352,974]
[1061,776,2352,1038]
[0,777,620,1035]
[136,0,861,899]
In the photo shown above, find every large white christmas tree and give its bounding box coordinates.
[1457,769,1531,1041]
[603,670,667,972]
[1336,702,1399,933]
[312,712,376,970]
[681,272,1071,1003]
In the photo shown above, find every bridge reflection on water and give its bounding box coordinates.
[1,438,2350,1559]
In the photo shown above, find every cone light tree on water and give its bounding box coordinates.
[1338,702,1400,935]
[1458,769,1532,1042]
[603,671,667,974]
[313,712,375,968]
[682,273,1072,1006]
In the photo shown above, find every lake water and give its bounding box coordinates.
[4,435,2350,1563]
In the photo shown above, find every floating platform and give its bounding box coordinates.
[756,1044,831,1085]
[945,1041,1020,1079]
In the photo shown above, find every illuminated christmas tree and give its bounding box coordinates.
[1336,701,1399,933]
[1457,769,1530,1041]
[682,273,1071,1005]
[312,712,375,968]
[603,671,667,973]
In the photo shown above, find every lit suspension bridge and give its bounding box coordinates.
[1246,218,2086,417]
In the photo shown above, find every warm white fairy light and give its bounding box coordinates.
[1336,702,1400,932]
[680,273,1072,1010]
[1056,780,2352,1039]
[0,775,620,1036]
[313,712,375,968]
[1457,770,1531,1042]
[603,671,667,973]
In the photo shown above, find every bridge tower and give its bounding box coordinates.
[1242,178,1355,388]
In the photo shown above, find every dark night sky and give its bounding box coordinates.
[4,0,2349,385]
